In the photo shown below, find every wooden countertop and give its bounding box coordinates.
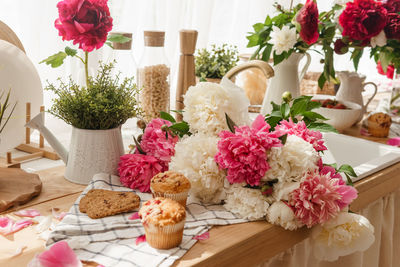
[1,124,400,266]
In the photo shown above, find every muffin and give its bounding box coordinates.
[367,112,392,137]
[139,197,186,249]
[150,171,191,206]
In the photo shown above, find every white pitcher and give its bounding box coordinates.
[261,52,311,115]
[336,71,377,123]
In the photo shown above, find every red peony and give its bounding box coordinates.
[55,0,113,52]
[385,13,400,40]
[296,0,319,45]
[377,61,395,79]
[339,0,387,42]
[383,0,400,13]
[334,39,349,54]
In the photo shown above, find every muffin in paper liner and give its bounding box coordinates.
[143,219,186,249]
[150,189,189,207]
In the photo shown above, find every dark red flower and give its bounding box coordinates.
[296,0,319,45]
[383,0,400,13]
[385,13,400,39]
[339,0,387,42]
[377,61,395,79]
[55,0,113,52]
[334,39,349,54]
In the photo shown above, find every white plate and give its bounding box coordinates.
[0,40,43,153]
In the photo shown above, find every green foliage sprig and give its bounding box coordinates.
[265,93,338,133]
[195,44,239,79]
[0,89,17,133]
[46,62,140,130]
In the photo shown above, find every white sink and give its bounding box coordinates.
[322,132,400,182]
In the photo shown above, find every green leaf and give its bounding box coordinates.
[351,49,363,70]
[307,100,321,110]
[302,111,328,121]
[307,122,338,133]
[280,103,290,119]
[271,101,281,112]
[279,134,287,145]
[291,99,308,116]
[379,51,394,72]
[107,34,131,44]
[39,51,67,68]
[169,122,189,133]
[225,113,237,133]
[65,46,77,57]
[253,23,265,32]
[337,164,357,177]
[273,52,286,65]
[247,34,260,47]
[264,15,272,25]
[105,42,114,49]
[318,71,327,89]
[324,162,338,169]
[160,111,176,123]
[133,135,146,155]
[344,173,354,186]
[266,116,282,129]
[170,109,184,114]
[262,44,273,61]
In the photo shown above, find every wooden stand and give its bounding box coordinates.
[0,103,60,168]
[175,30,198,121]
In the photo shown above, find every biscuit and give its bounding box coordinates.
[79,189,140,219]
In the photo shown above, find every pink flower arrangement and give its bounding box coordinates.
[118,154,166,192]
[215,115,282,186]
[140,119,178,164]
[275,119,327,152]
[289,172,358,228]
[55,0,113,52]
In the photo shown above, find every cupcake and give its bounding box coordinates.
[139,197,186,249]
[367,112,392,137]
[150,171,191,206]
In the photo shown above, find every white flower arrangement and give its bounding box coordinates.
[224,183,270,220]
[270,25,297,56]
[169,133,225,204]
[183,80,250,136]
[311,212,375,261]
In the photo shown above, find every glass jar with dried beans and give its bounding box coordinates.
[137,31,170,122]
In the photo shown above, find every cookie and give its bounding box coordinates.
[79,189,140,219]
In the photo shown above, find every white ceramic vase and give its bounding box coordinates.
[260,52,311,115]
[64,126,124,184]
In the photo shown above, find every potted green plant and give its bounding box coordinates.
[0,89,17,136]
[30,0,139,184]
[195,44,239,83]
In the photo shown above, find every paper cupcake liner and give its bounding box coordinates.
[150,189,189,207]
[144,219,185,249]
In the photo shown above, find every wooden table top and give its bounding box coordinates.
[1,123,400,266]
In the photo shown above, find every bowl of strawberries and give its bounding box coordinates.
[312,95,362,131]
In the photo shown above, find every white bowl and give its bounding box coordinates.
[312,95,362,131]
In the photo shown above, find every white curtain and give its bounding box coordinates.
[0,0,385,136]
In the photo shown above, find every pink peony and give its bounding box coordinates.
[215,115,282,186]
[289,172,358,228]
[140,118,178,164]
[275,119,327,151]
[55,0,113,52]
[118,154,166,192]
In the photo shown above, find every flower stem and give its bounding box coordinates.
[84,51,89,88]
[289,0,293,12]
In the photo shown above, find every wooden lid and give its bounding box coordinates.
[144,31,165,47]
[110,32,132,50]
[179,29,198,55]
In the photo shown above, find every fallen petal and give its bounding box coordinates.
[14,209,41,218]
[193,231,210,241]
[37,241,82,267]
[52,208,67,221]
[128,212,140,220]
[38,230,51,241]
[360,128,371,136]
[35,216,53,233]
[136,235,146,245]
[0,217,14,236]
[387,137,400,146]
[10,245,27,257]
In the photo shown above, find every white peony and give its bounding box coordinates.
[270,25,297,55]
[183,80,250,136]
[263,135,319,184]
[224,183,270,220]
[266,201,304,230]
[371,30,387,48]
[311,212,375,261]
[169,133,225,204]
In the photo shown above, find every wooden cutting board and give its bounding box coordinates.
[0,168,42,212]
[0,20,25,53]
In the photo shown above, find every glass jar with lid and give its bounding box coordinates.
[137,31,170,122]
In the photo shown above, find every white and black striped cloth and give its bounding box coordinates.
[47,173,248,267]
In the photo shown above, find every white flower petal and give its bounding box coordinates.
[267,201,303,230]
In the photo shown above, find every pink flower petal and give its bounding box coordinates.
[14,209,41,218]
[52,208,67,221]
[193,231,210,241]
[387,137,400,146]
[135,235,146,245]
[128,212,140,220]
[37,241,81,267]
[0,217,32,236]
[360,128,371,136]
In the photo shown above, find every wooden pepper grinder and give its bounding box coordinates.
[175,29,198,121]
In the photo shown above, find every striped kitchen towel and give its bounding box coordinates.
[47,173,248,267]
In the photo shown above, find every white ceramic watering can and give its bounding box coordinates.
[26,112,124,184]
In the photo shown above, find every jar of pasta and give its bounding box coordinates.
[137,31,170,122]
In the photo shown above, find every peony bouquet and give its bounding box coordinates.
[118,80,375,261]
